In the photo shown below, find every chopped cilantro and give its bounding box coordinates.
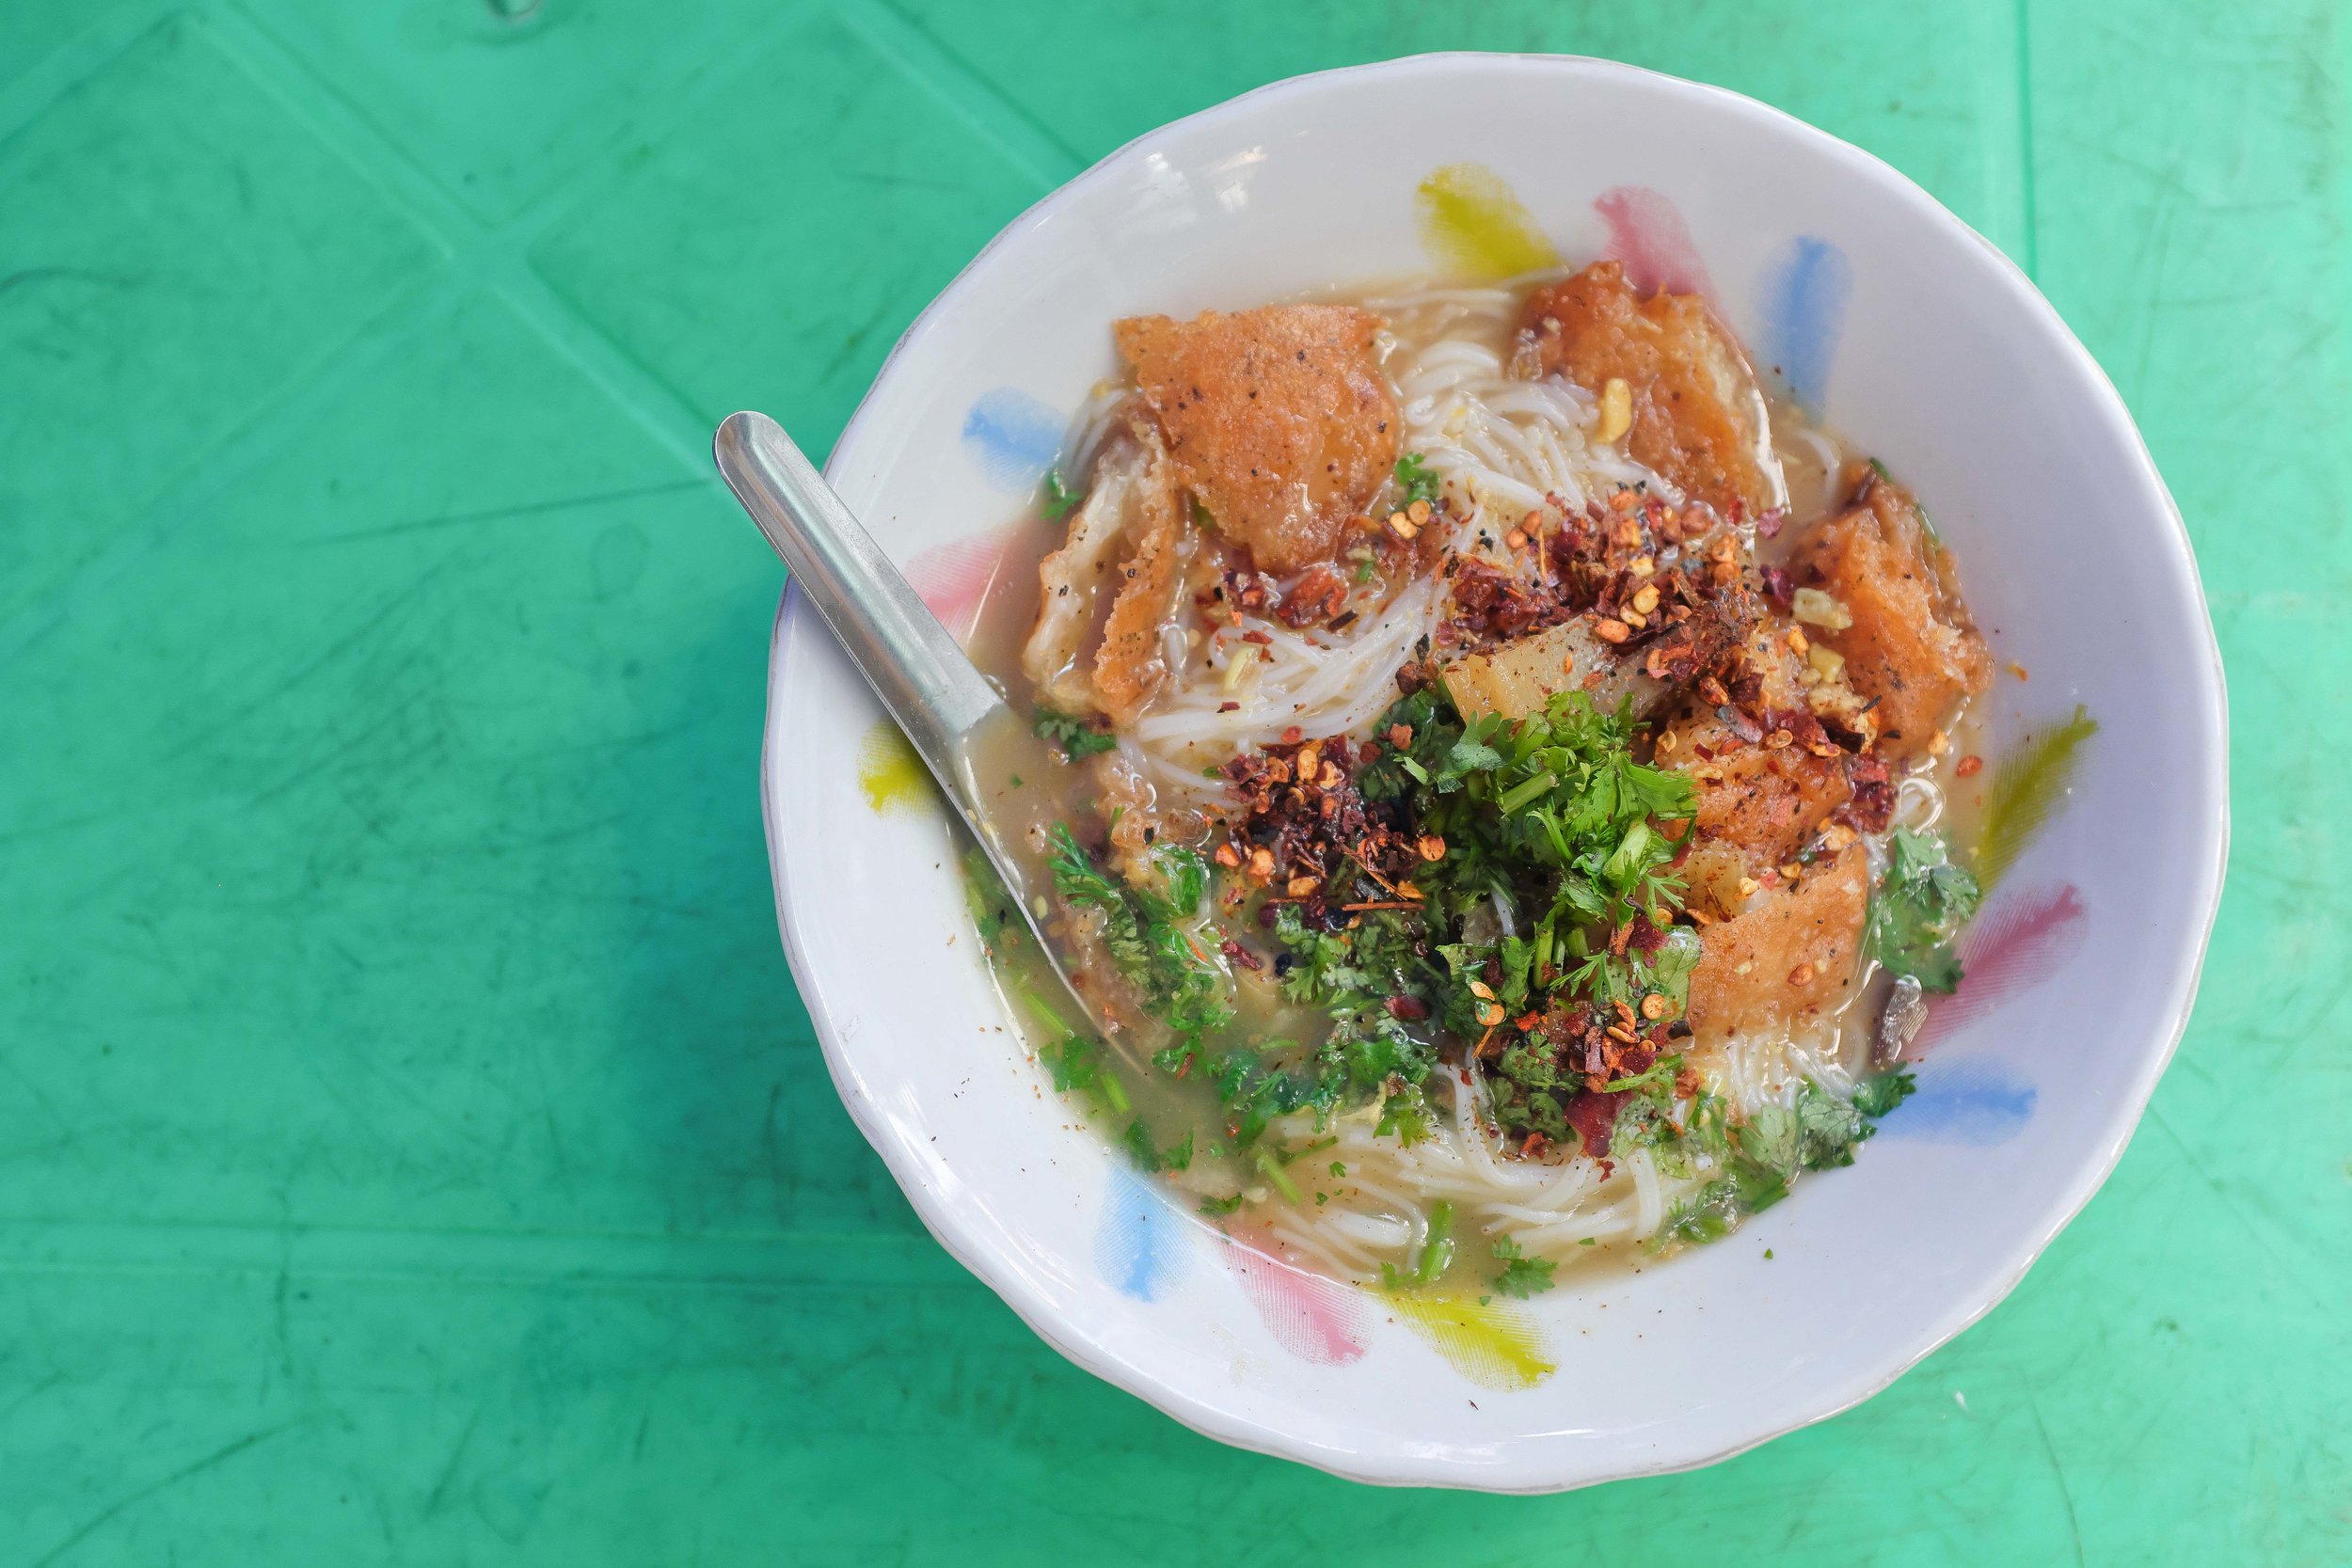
[1648,1070,1915,1250]
[1047,826,1232,1056]
[1120,1117,1162,1172]
[1039,1030,1128,1117]
[1117,1118,1195,1175]
[960,847,1020,957]
[1034,706,1117,762]
[1490,1235,1556,1298]
[1041,468,1083,522]
[1255,1148,1303,1204]
[1868,828,1981,991]
[1361,683,1696,1146]
[1198,1193,1246,1217]
[1852,1068,1918,1120]
[1393,451,1443,508]
[1597,1051,1684,1095]
[1375,1088,1433,1147]
[1206,1043,1341,1148]
[1380,1199,1456,1290]
[1008,597,1924,1257]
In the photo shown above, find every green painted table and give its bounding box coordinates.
[1,1,2343,1560]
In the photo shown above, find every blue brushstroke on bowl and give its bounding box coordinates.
[1879,1059,2038,1146]
[1757,236,1851,414]
[961,388,1063,494]
[1095,1167,1185,1301]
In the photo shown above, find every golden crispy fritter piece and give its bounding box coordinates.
[1686,844,1869,1038]
[1667,713,1851,877]
[1024,419,1174,717]
[1114,305,1398,574]
[1519,261,1782,518]
[1441,617,1666,723]
[1090,441,1191,726]
[1800,470,1992,761]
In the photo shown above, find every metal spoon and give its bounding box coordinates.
[711,410,1102,1029]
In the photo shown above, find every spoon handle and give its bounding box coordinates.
[715,409,1120,1039]
[713,411,1007,800]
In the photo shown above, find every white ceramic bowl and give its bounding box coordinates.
[759,55,2226,1491]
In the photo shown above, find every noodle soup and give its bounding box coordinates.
[955,259,1995,1298]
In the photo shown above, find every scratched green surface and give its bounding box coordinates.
[0,0,2344,1560]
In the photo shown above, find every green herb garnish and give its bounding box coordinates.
[1381,1198,1456,1290]
[1868,827,1981,992]
[1647,1069,1915,1251]
[1047,826,1232,1057]
[1393,451,1443,509]
[1041,468,1083,521]
[961,847,1019,956]
[1490,1234,1556,1298]
[1360,684,1697,1145]
[1035,706,1118,762]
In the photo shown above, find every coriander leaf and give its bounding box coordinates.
[1121,1117,1163,1172]
[1273,906,1438,1108]
[1643,927,1704,1012]
[1787,1074,1918,1178]
[1047,824,1232,1053]
[1867,827,1981,991]
[1851,1067,1917,1119]
[1207,1042,1343,1148]
[1598,1051,1684,1095]
[1653,1179,1742,1249]
[1795,1082,1867,1169]
[1446,734,1506,776]
[1041,468,1083,521]
[1490,1234,1557,1298]
[1041,1034,1099,1096]
[1497,935,1535,1011]
[1737,1103,1800,1178]
[1040,1033,1129,1117]
[1034,705,1117,761]
[1375,1085,1433,1146]
[1149,842,1210,915]
[1729,1156,1790,1215]
[1393,451,1443,508]
[961,846,1020,955]
[1414,1199,1456,1285]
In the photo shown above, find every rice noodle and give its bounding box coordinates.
[1369,283,1677,523]
[1124,570,1443,800]
[1251,1063,1719,1275]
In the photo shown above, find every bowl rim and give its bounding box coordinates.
[755,51,2232,1492]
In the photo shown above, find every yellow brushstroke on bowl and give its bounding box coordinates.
[1388,1292,1555,1389]
[1414,164,1560,283]
[856,720,931,815]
